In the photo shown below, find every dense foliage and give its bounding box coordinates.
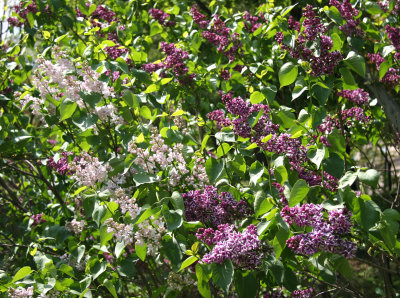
[1,0,400,297]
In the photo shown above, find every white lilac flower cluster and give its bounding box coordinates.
[70,152,108,187]
[24,46,123,126]
[135,216,166,256]
[105,215,166,256]
[8,286,34,298]
[105,219,134,245]
[65,218,85,235]
[128,130,209,188]
[113,188,142,219]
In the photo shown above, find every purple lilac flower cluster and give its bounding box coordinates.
[281,204,356,258]
[338,89,369,106]
[367,53,385,70]
[105,46,129,60]
[191,6,242,61]
[381,67,400,86]
[276,6,342,77]
[243,11,264,33]
[292,288,314,298]
[272,182,287,205]
[149,8,175,27]
[7,1,51,27]
[207,110,231,129]
[143,42,195,84]
[76,4,128,60]
[386,25,400,52]
[295,165,338,192]
[47,152,72,175]
[30,213,46,227]
[182,186,250,226]
[330,0,363,36]
[318,107,370,135]
[190,4,209,28]
[196,224,262,269]
[218,91,279,142]
[212,92,337,191]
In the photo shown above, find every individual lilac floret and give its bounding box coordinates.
[338,89,369,106]
[183,186,251,226]
[282,204,356,258]
[197,224,262,269]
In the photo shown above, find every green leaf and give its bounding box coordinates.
[311,83,332,106]
[103,279,118,298]
[216,143,232,157]
[325,6,343,24]
[323,153,344,178]
[307,144,326,169]
[179,256,198,272]
[254,191,273,217]
[333,256,353,279]
[211,260,234,294]
[379,61,389,80]
[60,99,77,121]
[196,264,211,298]
[162,235,182,272]
[205,157,224,184]
[289,179,309,207]
[358,169,379,188]
[115,242,125,259]
[273,228,290,258]
[170,192,184,211]
[249,161,264,186]
[344,51,366,78]
[11,266,33,283]
[135,242,147,261]
[144,84,157,93]
[279,62,298,87]
[122,91,139,108]
[339,171,358,189]
[150,22,163,36]
[132,174,158,186]
[90,261,106,281]
[215,129,235,142]
[250,91,265,104]
[275,166,288,185]
[59,264,75,278]
[163,208,183,231]
[140,106,152,120]
[234,271,258,298]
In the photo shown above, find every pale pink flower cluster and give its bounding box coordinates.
[128,131,208,188]
[70,152,109,187]
[113,188,142,218]
[185,157,209,188]
[65,219,85,235]
[95,104,124,125]
[105,218,134,245]
[8,286,34,298]
[30,46,123,127]
[135,216,166,256]
[19,94,46,122]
